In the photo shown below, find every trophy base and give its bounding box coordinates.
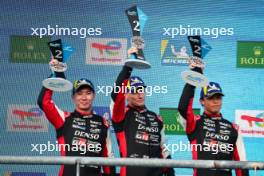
[181,70,209,87]
[42,77,73,92]
[125,59,151,69]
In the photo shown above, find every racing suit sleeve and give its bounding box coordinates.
[178,67,202,134]
[102,126,116,176]
[160,126,175,176]
[37,72,68,129]
[110,66,132,124]
[233,128,249,176]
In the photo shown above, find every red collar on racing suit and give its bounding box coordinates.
[203,112,222,120]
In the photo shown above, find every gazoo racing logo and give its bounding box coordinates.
[12,107,42,122]
[91,41,122,56]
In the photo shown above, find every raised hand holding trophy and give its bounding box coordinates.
[181,36,209,87]
[42,39,74,92]
[125,5,151,69]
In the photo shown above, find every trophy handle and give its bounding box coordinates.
[135,49,144,60]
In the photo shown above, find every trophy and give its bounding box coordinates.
[125,5,151,69]
[181,36,209,87]
[42,39,74,92]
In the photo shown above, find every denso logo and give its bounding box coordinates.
[74,130,99,140]
[138,124,159,133]
[205,131,229,141]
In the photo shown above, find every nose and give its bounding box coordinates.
[80,95,88,100]
[212,99,220,104]
[138,93,144,99]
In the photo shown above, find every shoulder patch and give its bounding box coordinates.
[195,115,201,121]
[102,116,110,128]
[125,107,130,113]
[64,111,71,118]
[232,123,239,131]
[156,115,163,122]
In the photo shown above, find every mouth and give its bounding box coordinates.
[211,106,221,111]
[80,101,90,106]
[137,100,144,104]
[137,98,144,102]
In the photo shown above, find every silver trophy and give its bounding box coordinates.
[125,5,151,69]
[42,39,73,92]
[181,36,209,87]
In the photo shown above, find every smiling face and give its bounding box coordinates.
[72,86,95,113]
[200,94,223,115]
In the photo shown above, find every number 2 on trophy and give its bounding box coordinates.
[55,50,62,59]
[194,45,201,56]
[133,20,140,32]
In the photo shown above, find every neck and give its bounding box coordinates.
[128,103,145,111]
[204,110,221,117]
[76,107,93,115]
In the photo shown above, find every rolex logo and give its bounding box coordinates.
[27,43,34,50]
[253,46,262,56]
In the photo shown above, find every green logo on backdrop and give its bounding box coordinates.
[160,108,200,135]
[237,41,264,68]
[10,36,50,63]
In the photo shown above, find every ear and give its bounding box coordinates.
[200,99,204,106]
[72,94,75,101]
